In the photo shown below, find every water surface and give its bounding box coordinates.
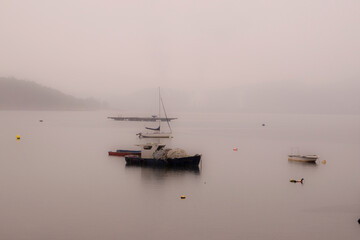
[0,111,359,239]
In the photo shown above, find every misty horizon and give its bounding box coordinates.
[1,77,359,115]
[1,1,359,114]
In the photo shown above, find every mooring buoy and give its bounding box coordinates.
[16,135,20,140]
[180,195,186,199]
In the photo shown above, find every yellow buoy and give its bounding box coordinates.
[180,195,186,199]
[16,135,20,140]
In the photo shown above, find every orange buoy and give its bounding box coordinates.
[180,195,186,199]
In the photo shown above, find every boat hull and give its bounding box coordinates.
[125,154,201,166]
[108,150,141,157]
[125,163,200,172]
[288,155,318,162]
[139,133,173,138]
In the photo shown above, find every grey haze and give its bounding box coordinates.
[0,0,359,113]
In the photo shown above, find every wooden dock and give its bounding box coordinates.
[108,116,177,122]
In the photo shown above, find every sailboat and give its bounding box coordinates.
[137,88,173,139]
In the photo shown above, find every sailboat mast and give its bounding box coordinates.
[160,90,172,133]
[158,87,161,130]
[158,87,161,119]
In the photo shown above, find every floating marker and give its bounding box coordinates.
[180,195,186,199]
[233,147,238,151]
[16,135,20,140]
[321,160,327,164]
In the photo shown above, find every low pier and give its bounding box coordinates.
[108,116,177,122]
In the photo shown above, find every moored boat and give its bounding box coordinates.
[137,131,173,138]
[124,142,201,166]
[136,88,173,139]
[108,149,141,157]
[288,154,318,162]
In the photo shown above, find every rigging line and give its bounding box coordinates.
[160,94,172,132]
[157,87,161,130]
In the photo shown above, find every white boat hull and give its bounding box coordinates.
[139,132,173,138]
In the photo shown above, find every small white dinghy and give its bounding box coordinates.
[288,154,318,162]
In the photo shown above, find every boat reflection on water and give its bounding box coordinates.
[125,163,201,183]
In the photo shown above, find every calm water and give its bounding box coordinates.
[0,111,359,240]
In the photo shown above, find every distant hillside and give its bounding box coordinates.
[0,77,106,110]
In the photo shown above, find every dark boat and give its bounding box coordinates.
[125,154,201,166]
[108,149,141,157]
[124,143,201,166]
[125,162,200,173]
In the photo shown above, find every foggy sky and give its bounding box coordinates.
[1,0,359,110]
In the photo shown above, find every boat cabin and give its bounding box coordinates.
[136,143,166,159]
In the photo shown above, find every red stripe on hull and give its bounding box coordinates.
[108,151,141,157]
